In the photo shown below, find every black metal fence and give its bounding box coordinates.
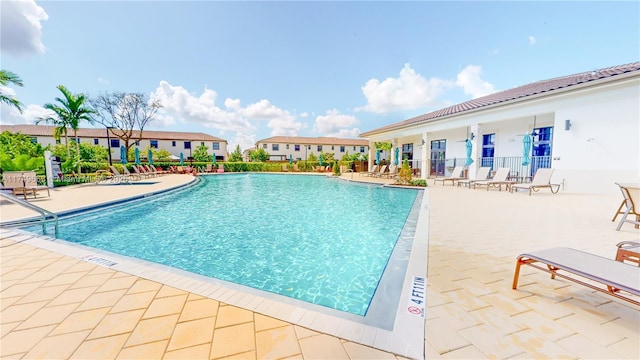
[412,156,552,182]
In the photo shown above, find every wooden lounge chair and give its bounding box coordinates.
[472,167,511,191]
[22,171,50,197]
[457,167,491,188]
[433,166,465,186]
[510,168,560,195]
[144,165,159,177]
[1,171,36,199]
[512,247,640,306]
[614,182,640,231]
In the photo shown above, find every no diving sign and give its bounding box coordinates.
[407,276,425,317]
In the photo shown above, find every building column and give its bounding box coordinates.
[468,123,480,176]
[420,133,428,179]
[368,141,375,171]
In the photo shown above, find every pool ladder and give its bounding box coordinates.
[0,192,59,238]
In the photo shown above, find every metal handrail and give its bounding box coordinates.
[0,192,58,237]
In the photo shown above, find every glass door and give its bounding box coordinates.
[430,140,446,176]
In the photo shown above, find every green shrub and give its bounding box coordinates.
[410,179,427,187]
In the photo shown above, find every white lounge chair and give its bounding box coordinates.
[433,166,465,186]
[510,168,560,195]
[513,247,640,306]
[457,167,491,188]
[365,164,379,177]
[109,166,131,183]
[374,164,388,178]
[614,182,640,231]
[473,167,511,191]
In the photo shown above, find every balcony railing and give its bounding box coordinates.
[410,156,552,182]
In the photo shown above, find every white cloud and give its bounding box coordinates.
[233,98,305,136]
[455,65,496,99]
[358,63,454,114]
[151,81,254,134]
[313,109,360,138]
[98,77,109,85]
[0,0,48,57]
[299,112,309,118]
[0,103,53,125]
[150,81,306,149]
[528,36,536,45]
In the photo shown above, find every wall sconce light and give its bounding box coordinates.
[564,119,572,131]
[470,132,475,140]
[421,139,425,145]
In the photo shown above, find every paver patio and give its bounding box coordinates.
[1,173,638,359]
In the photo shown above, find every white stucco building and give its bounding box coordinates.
[0,125,228,162]
[255,136,370,161]
[360,62,640,194]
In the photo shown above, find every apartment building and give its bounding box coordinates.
[255,136,369,161]
[0,125,228,161]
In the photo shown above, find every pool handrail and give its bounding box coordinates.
[0,191,58,237]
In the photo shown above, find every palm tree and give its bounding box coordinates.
[0,69,24,113]
[37,85,95,172]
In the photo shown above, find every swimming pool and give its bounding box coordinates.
[43,174,419,315]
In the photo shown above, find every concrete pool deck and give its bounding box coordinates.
[1,172,639,359]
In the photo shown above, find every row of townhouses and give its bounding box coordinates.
[1,125,369,164]
[0,125,229,162]
[254,136,370,161]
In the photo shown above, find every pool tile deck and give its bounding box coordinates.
[2,172,639,359]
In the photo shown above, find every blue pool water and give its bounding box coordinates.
[46,174,419,315]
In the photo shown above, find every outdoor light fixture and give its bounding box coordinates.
[564,119,572,131]
[470,132,476,140]
[421,139,425,145]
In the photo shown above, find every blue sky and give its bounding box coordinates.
[2,1,639,151]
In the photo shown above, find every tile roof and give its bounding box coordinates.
[257,136,369,146]
[361,62,640,137]
[0,125,227,142]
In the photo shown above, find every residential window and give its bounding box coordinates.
[183,141,190,149]
[317,145,322,152]
[353,146,356,151]
[272,144,279,151]
[201,142,205,146]
[340,146,345,152]
[150,140,159,148]
[263,144,267,149]
[295,144,300,151]
[360,146,365,153]
[110,139,120,148]
[30,137,37,144]
[135,141,140,146]
[308,145,311,150]
[93,138,99,145]
[56,139,61,145]
[481,134,495,168]
[286,144,290,150]
[331,146,334,150]
[172,141,176,147]
[212,142,220,150]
